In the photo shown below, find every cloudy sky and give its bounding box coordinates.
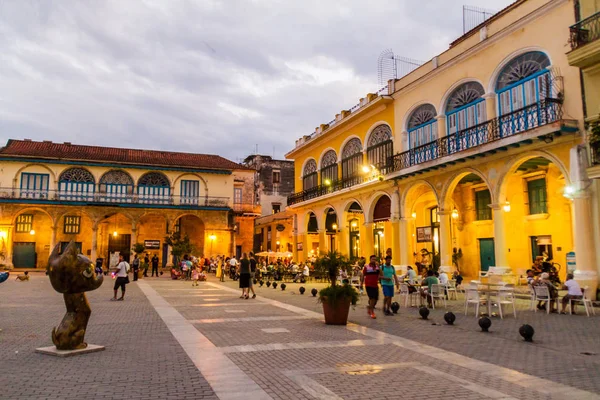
[1,0,513,162]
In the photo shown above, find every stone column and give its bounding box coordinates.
[438,209,453,268]
[399,218,411,265]
[484,92,497,120]
[362,222,374,258]
[491,204,509,267]
[572,190,598,296]
[91,225,98,262]
[271,224,279,253]
[436,115,446,139]
[2,225,14,267]
[50,225,57,251]
[318,229,326,256]
[390,218,401,265]
[337,227,348,257]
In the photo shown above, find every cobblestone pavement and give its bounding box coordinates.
[1,273,217,400]
[4,273,600,400]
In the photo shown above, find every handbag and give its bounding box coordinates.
[125,275,130,284]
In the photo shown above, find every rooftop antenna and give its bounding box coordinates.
[462,5,496,33]
[378,49,424,88]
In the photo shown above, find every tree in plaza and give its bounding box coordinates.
[132,243,146,255]
[165,231,194,266]
[314,250,358,325]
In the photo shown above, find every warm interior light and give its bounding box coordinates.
[411,212,417,219]
[332,224,338,230]
[378,231,384,237]
[0,231,7,239]
[113,231,118,237]
[276,241,280,245]
[503,201,511,212]
[351,221,358,228]
[451,208,459,219]
[362,165,370,173]
[209,234,217,241]
[29,229,35,235]
[324,179,331,186]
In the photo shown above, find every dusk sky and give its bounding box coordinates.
[1,0,513,162]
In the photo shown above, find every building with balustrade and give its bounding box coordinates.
[0,139,255,269]
[285,0,598,294]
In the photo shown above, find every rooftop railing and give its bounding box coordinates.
[569,11,600,50]
[0,188,230,208]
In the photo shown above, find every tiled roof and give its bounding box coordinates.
[0,139,249,171]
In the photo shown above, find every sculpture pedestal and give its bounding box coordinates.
[36,344,105,357]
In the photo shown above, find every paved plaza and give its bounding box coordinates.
[2,273,600,400]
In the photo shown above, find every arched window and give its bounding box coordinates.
[320,150,338,187]
[407,104,438,163]
[302,159,318,192]
[58,168,95,201]
[138,172,171,204]
[99,170,134,203]
[341,138,363,188]
[366,125,393,173]
[445,82,486,135]
[495,51,551,136]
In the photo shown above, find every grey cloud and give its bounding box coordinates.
[0,0,512,161]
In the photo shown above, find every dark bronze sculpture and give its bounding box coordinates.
[47,241,103,350]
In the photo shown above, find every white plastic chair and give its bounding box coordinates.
[527,284,537,311]
[430,284,447,309]
[533,285,551,314]
[399,283,417,307]
[569,286,596,317]
[464,288,485,317]
[445,280,458,300]
[497,287,517,319]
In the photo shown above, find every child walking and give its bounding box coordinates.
[192,266,200,287]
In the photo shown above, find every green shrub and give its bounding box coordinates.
[318,283,359,306]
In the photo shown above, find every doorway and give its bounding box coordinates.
[13,242,36,268]
[108,234,131,262]
[479,238,496,272]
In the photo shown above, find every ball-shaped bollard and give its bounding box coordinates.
[259,280,264,287]
[299,286,306,295]
[253,279,257,285]
[281,283,286,291]
[478,316,492,332]
[444,311,456,325]
[419,306,429,320]
[390,302,400,314]
[266,281,271,287]
[272,282,278,289]
[519,324,535,342]
[311,288,318,297]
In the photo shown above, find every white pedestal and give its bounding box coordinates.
[35,344,105,357]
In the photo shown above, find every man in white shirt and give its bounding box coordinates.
[112,254,130,301]
[229,256,239,279]
[438,270,449,285]
[405,266,417,284]
[561,273,583,314]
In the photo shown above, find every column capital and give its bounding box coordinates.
[435,114,446,121]
[489,203,503,211]
[483,92,496,99]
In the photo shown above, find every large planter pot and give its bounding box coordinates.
[321,297,351,325]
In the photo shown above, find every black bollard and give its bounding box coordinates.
[478,316,491,332]
[444,312,456,325]
[519,324,534,342]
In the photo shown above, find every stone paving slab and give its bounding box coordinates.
[1,275,218,400]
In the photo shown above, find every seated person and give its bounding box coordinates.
[404,265,417,284]
[438,270,449,285]
[452,270,463,287]
[420,270,439,308]
[535,272,558,312]
[171,267,181,280]
[526,269,536,286]
[560,273,583,314]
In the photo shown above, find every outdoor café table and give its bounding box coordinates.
[477,283,508,317]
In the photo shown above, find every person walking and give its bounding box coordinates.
[229,256,239,280]
[112,254,130,301]
[360,255,381,319]
[143,253,150,277]
[239,253,251,299]
[380,255,400,316]
[132,254,140,282]
[151,254,159,277]
[249,252,257,299]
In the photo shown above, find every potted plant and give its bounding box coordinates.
[315,251,359,325]
[589,122,600,165]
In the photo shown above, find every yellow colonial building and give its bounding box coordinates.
[0,139,255,269]
[286,0,598,294]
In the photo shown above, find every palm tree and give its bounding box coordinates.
[314,250,351,286]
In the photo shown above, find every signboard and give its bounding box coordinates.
[566,251,576,273]
[297,242,303,251]
[144,240,161,250]
[416,226,432,243]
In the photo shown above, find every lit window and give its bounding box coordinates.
[64,216,81,234]
[16,214,33,233]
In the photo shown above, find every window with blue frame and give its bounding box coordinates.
[138,172,171,204]
[180,180,200,205]
[58,168,95,201]
[445,82,486,136]
[20,172,49,199]
[527,178,547,215]
[475,189,492,221]
[407,104,438,164]
[495,51,551,136]
[99,170,134,203]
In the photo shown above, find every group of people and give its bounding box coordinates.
[131,253,161,281]
[526,269,583,313]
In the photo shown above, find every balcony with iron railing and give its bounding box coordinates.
[569,11,600,50]
[232,202,261,214]
[287,98,565,206]
[0,188,230,209]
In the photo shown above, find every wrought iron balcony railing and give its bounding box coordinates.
[0,188,230,208]
[232,202,261,214]
[570,11,600,50]
[287,98,563,206]
[391,98,563,171]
